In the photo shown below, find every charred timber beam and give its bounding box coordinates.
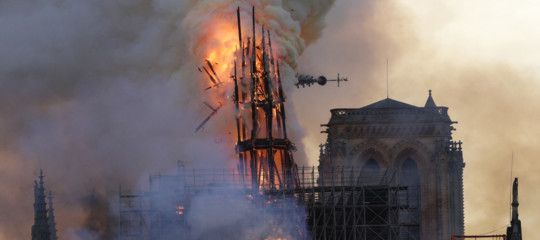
[261,26,273,140]
[236,139,295,152]
[195,102,222,132]
[237,7,243,61]
[249,6,257,140]
[276,63,288,139]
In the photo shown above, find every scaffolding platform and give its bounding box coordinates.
[119,167,420,240]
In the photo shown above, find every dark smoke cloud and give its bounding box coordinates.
[0,0,336,239]
[0,0,219,238]
[78,192,117,240]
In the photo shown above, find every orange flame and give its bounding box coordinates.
[194,15,239,95]
[176,205,184,215]
[204,21,237,77]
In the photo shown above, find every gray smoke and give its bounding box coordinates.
[185,188,307,239]
[0,0,335,239]
[294,0,540,238]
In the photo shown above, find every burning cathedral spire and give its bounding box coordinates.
[198,7,301,189]
[231,7,299,189]
[192,1,344,188]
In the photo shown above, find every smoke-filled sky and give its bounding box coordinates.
[0,0,333,239]
[295,0,540,238]
[1,0,539,239]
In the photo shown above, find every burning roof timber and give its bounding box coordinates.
[196,7,301,189]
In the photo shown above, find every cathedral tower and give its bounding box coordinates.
[319,91,465,239]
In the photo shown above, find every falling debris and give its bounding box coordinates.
[195,101,222,132]
[201,60,223,91]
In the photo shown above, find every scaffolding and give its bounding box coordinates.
[451,236,506,240]
[118,167,420,240]
[306,168,420,240]
[121,9,419,239]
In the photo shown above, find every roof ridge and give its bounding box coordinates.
[361,98,418,109]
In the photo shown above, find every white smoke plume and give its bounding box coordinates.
[164,186,308,239]
[0,0,335,239]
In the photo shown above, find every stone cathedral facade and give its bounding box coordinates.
[319,91,465,240]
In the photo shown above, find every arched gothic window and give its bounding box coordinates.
[399,157,421,239]
[360,158,380,185]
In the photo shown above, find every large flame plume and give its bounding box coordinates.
[187,3,308,190]
[184,0,335,103]
[184,1,336,180]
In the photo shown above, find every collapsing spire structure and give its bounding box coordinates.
[232,7,299,189]
[31,169,57,240]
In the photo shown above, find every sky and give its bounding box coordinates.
[294,0,540,238]
[1,0,539,239]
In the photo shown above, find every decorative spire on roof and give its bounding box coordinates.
[506,178,523,240]
[32,169,51,240]
[48,191,58,240]
[424,89,437,108]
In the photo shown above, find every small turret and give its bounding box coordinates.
[425,89,437,108]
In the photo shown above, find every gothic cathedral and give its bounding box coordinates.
[319,91,465,239]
